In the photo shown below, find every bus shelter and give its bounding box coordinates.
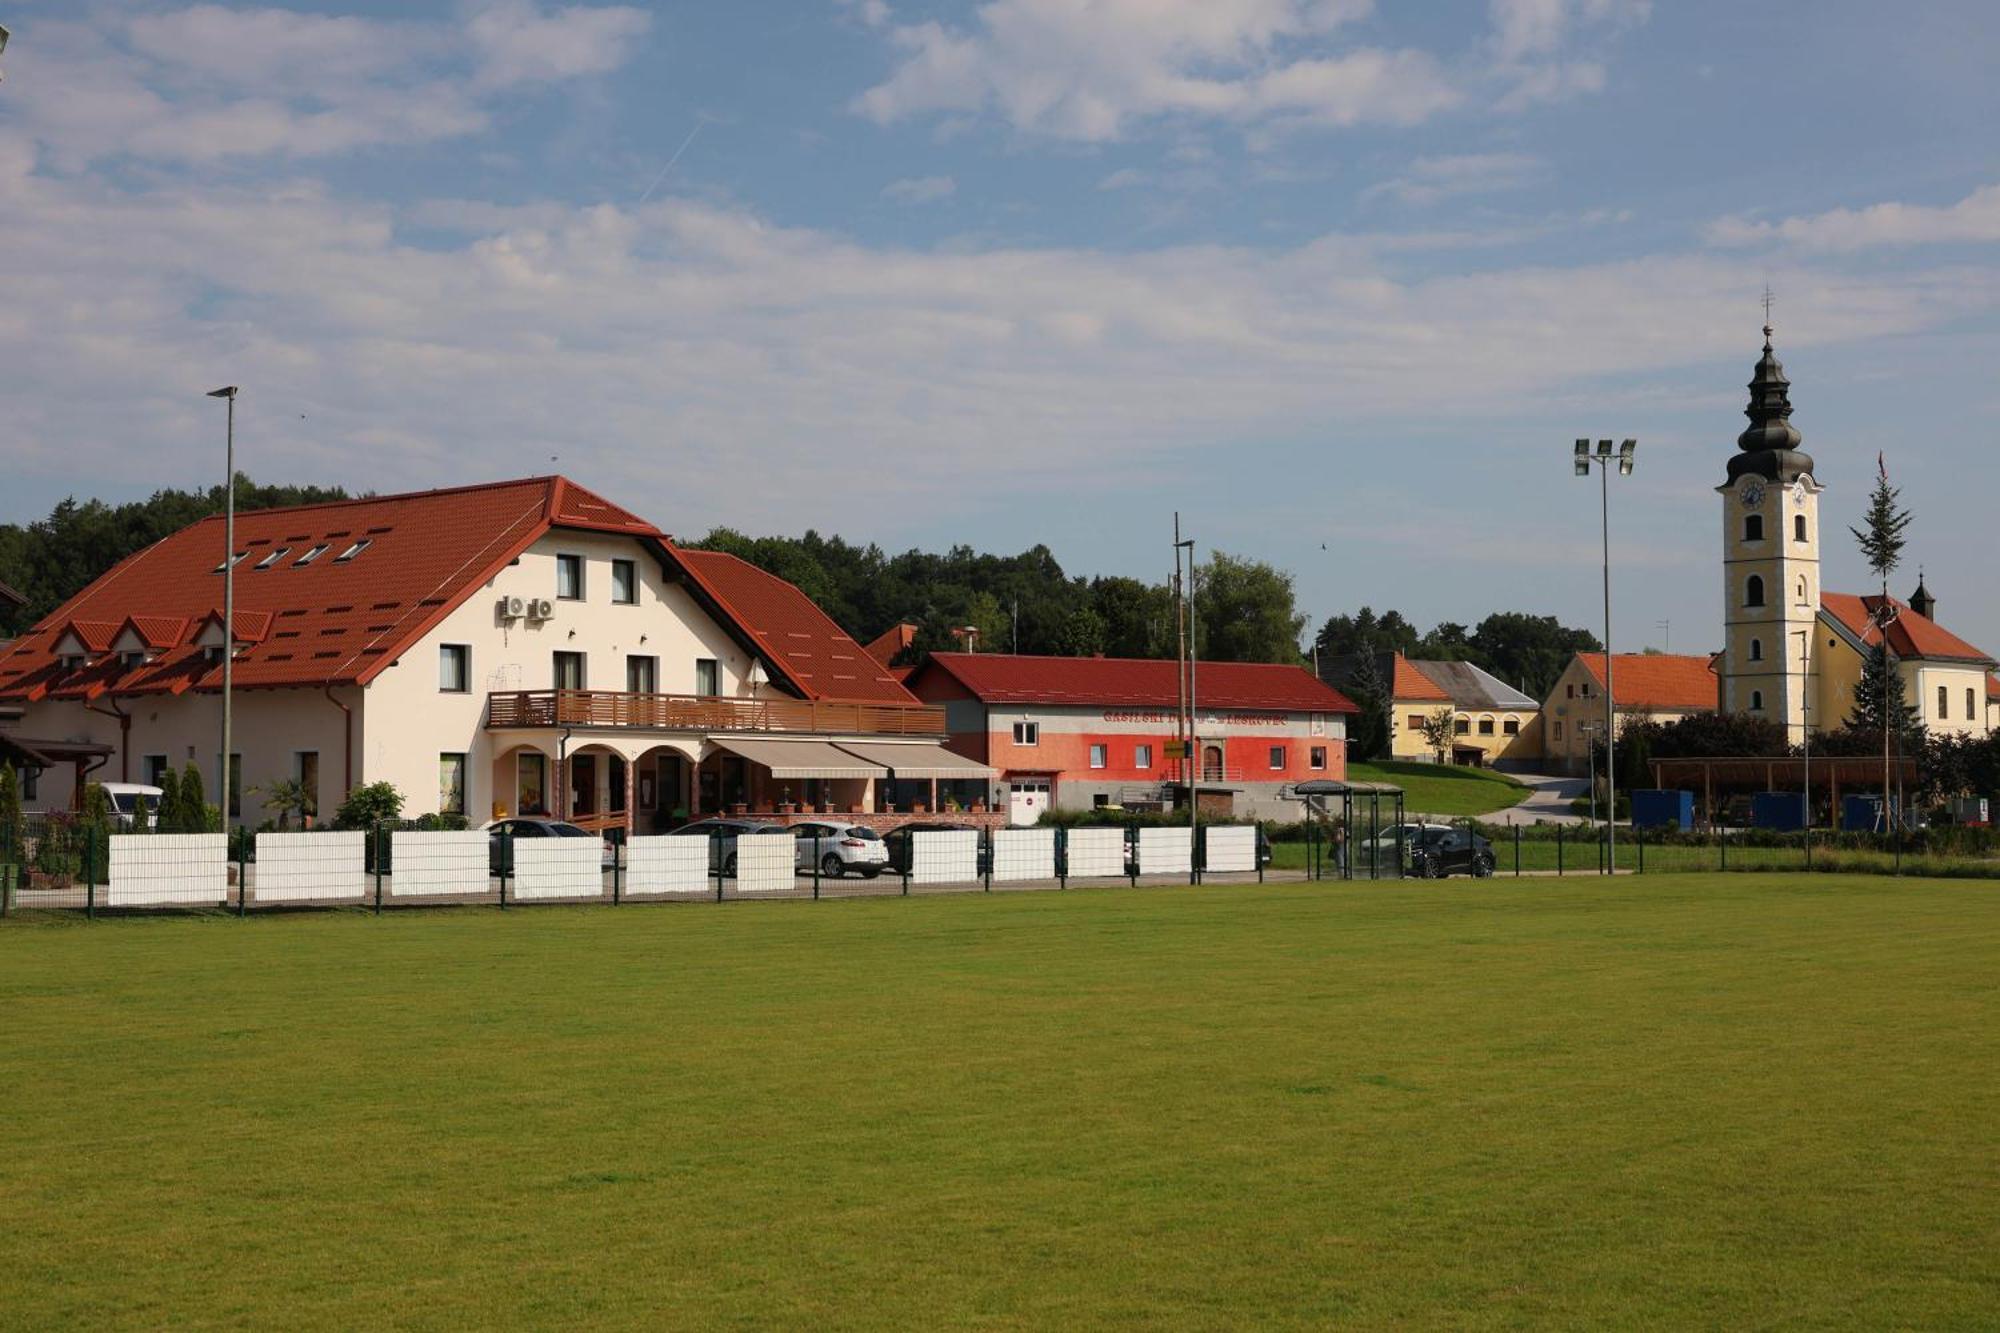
[1294,779,1407,880]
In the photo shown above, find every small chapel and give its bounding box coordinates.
[1715,322,1999,743]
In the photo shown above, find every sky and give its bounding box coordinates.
[2,0,1997,657]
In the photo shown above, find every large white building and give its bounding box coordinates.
[0,477,983,830]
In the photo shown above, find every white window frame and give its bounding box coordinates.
[1134,743,1153,769]
[555,553,585,601]
[294,543,331,566]
[1012,721,1039,747]
[1268,745,1286,771]
[611,558,637,605]
[1309,745,1327,771]
[1089,744,1108,770]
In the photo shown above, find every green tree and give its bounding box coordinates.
[1467,612,1602,700]
[1091,576,1176,658]
[156,766,182,834]
[1053,607,1108,657]
[1849,467,1913,589]
[1843,642,1922,740]
[1340,653,1393,761]
[0,763,22,866]
[177,760,212,833]
[1195,551,1307,664]
[256,777,315,831]
[1417,707,1457,764]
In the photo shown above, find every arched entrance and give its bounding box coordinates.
[1202,744,1224,782]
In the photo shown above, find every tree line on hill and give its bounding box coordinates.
[0,478,1604,688]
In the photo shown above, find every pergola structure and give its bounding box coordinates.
[1648,754,1920,826]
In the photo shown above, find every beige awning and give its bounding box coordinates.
[834,740,997,780]
[712,737,888,780]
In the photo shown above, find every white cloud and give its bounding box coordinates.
[852,0,1455,141]
[1363,152,1547,206]
[1487,0,1644,109]
[882,174,956,204]
[9,3,648,168]
[1707,184,2000,253]
[838,0,894,27]
[466,0,651,89]
[3,134,1993,538]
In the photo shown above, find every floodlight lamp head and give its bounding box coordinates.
[1573,438,1590,476]
[1618,438,1637,475]
[1595,438,1613,458]
[207,386,238,399]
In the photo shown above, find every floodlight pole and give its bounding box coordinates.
[1178,535,1199,847]
[1575,438,1635,875]
[210,386,239,827]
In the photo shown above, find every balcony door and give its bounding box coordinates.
[553,651,586,691]
[626,654,657,693]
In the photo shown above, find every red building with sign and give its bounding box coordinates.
[904,653,1357,825]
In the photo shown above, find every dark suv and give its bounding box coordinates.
[1408,827,1495,879]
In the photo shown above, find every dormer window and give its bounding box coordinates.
[121,650,148,669]
[295,544,332,566]
[203,645,224,664]
[334,539,371,563]
[212,551,249,573]
[58,654,85,673]
[254,547,292,569]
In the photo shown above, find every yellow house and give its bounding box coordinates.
[1813,589,1995,739]
[1404,658,1543,767]
[1541,652,1719,775]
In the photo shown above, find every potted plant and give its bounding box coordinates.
[777,787,796,814]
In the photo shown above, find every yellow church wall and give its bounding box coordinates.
[1915,664,1992,738]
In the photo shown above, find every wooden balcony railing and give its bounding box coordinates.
[485,689,948,737]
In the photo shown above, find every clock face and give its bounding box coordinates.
[1740,482,1766,508]
[1791,479,1807,506]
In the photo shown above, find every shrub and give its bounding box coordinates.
[0,763,22,866]
[332,781,405,831]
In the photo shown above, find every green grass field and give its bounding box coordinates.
[5,877,1997,1328]
[1347,759,1527,817]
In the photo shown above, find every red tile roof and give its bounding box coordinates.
[0,477,660,701]
[1989,672,2000,701]
[1390,653,1452,703]
[864,622,919,669]
[668,548,919,705]
[1820,592,1994,665]
[912,652,1358,713]
[1576,652,1718,712]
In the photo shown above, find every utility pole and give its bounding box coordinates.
[208,386,239,826]
[1178,532,1199,843]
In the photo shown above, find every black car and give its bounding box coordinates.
[882,822,992,876]
[1407,827,1495,878]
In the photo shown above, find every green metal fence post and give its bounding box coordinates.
[1056,826,1066,891]
[983,826,992,892]
[612,837,622,905]
[1556,823,1564,877]
[373,822,384,915]
[1514,824,1521,877]
[1257,821,1265,884]
[498,829,509,911]
[1719,825,1727,872]
[85,833,97,918]
[1129,824,1138,889]
[812,832,821,901]
[237,833,248,917]
[1637,825,1645,875]
[715,833,726,902]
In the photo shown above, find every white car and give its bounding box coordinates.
[1363,822,1453,854]
[98,782,165,829]
[791,821,889,878]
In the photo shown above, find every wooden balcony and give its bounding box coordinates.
[485,689,948,737]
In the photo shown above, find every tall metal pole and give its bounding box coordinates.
[209,386,239,826]
[1187,543,1200,850]
[1800,630,1812,842]
[1173,514,1188,800]
[1600,460,1615,875]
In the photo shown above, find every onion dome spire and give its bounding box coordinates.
[1726,314,1815,483]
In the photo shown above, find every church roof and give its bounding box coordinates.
[1820,593,1995,667]
[1575,652,1719,712]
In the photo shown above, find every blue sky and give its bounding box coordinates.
[3,0,1998,659]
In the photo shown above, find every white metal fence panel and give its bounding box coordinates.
[1138,827,1193,875]
[733,835,794,894]
[1204,826,1257,873]
[254,832,366,902]
[512,839,603,900]
[911,829,979,885]
[991,828,1056,882]
[391,830,489,897]
[626,836,710,894]
[1064,827,1127,878]
[108,834,229,907]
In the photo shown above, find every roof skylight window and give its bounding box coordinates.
[254,547,292,569]
[334,539,372,563]
[212,551,249,573]
[295,544,331,566]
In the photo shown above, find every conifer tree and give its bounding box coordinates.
[178,760,210,833]
[157,766,181,834]
[0,763,21,865]
[1846,642,1922,739]
[1343,653,1393,760]
[1850,457,1915,821]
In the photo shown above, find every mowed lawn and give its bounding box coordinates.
[4,878,1998,1329]
[1347,759,1528,817]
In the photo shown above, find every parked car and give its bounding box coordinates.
[1365,822,1453,855]
[486,818,614,874]
[665,818,789,876]
[1407,827,1495,879]
[98,782,165,830]
[882,822,991,876]
[791,821,889,878]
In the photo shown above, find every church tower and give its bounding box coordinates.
[1719,322,1821,744]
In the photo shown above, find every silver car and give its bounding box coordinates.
[791,821,889,878]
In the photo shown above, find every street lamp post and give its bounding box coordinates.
[209,386,239,826]
[1574,438,1635,874]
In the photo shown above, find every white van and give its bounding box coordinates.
[96,783,166,828]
